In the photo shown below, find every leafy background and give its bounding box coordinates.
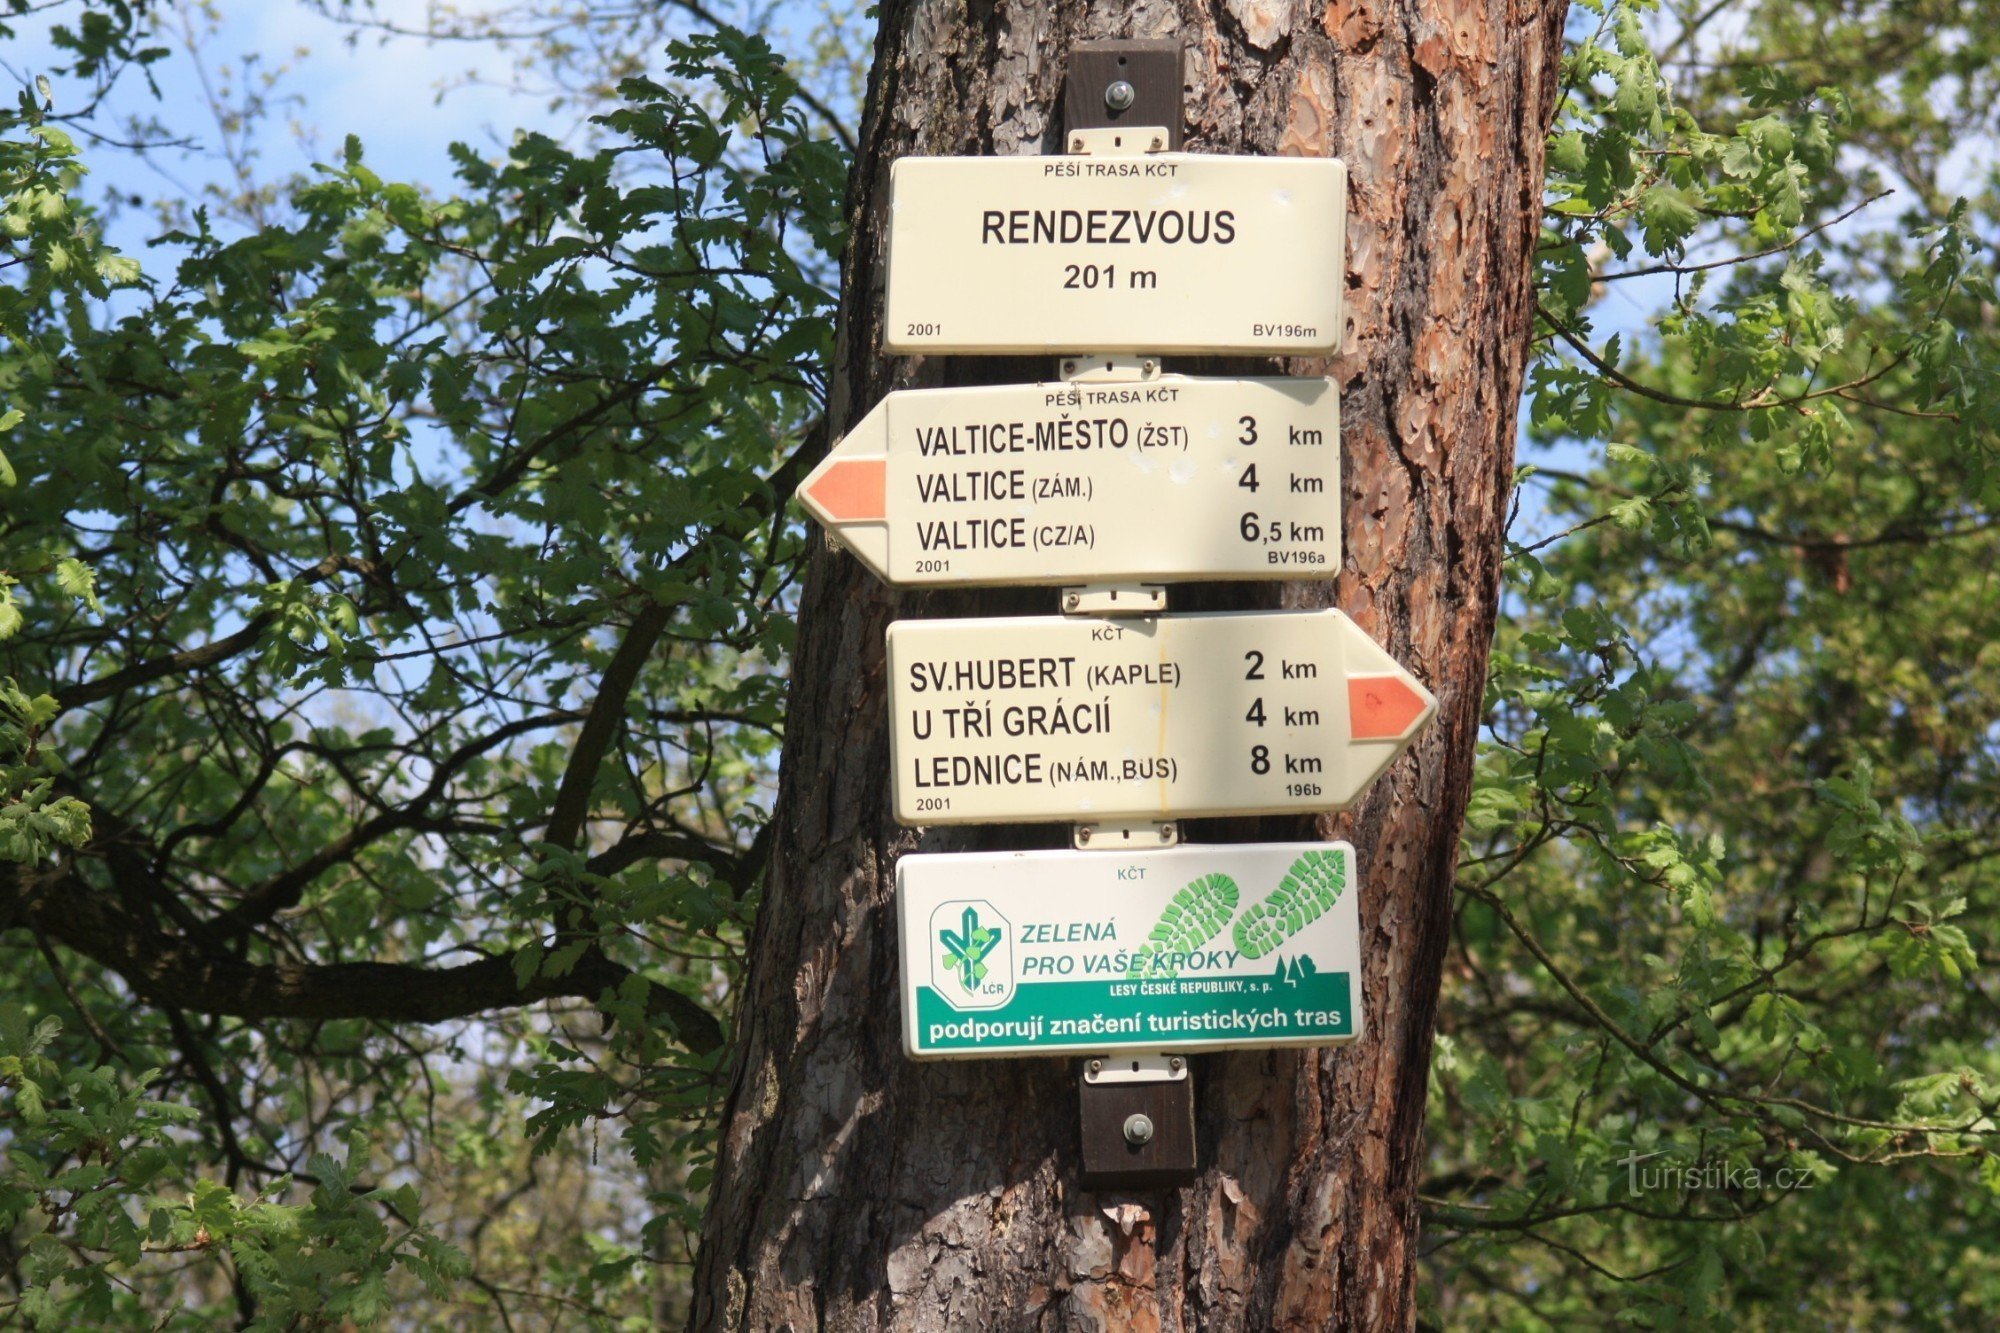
[0,0,1994,1326]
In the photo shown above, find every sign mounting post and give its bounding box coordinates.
[1061,38,1182,152]
[793,38,1413,1194]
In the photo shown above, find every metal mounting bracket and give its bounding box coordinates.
[1063,38,1182,152]
[1084,1052,1187,1084]
[1059,354,1161,383]
[1061,583,1166,616]
[1080,1052,1197,1190]
[1072,819,1178,851]
[1066,125,1173,157]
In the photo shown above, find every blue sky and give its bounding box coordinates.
[5,3,591,239]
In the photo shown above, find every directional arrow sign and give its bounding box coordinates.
[898,842,1363,1059]
[884,153,1346,355]
[887,609,1433,825]
[796,377,1338,586]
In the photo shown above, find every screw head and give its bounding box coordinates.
[1070,135,1085,152]
[1142,359,1157,375]
[1123,1113,1155,1145]
[1064,591,1080,610]
[1089,1059,1103,1075]
[1077,826,1093,844]
[1169,1056,1185,1073]
[1104,80,1137,112]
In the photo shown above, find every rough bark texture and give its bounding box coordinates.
[694,0,1568,1327]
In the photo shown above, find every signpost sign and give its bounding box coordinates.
[883,154,1347,355]
[886,609,1433,825]
[815,42,1389,1181]
[796,376,1339,586]
[899,842,1363,1059]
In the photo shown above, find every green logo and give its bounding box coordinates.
[939,906,1002,993]
[1127,848,1350,980]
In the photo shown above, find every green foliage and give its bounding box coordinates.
[2,1009,468,1327]
[1,5,842,1324]
[4,0,1997,1324]
[1425,0,2000,1325]
[0,680,90,862]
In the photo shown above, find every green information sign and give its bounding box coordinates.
[896,842,1362,1059]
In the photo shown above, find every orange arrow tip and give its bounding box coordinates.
[1348,674,1430,740]
[802,458,886,523]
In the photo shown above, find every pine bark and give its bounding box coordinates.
[694,0,1568,1327]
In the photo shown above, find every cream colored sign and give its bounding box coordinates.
[886,609,1433,825]
[795,377,1338,586]
[883,154,1346,355]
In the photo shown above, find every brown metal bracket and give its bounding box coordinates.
[1063,39,1183,152]
[1079,1054,1197,1190]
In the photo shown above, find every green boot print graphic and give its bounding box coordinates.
[1126,873,1239,979]
[1232,849,1348,959]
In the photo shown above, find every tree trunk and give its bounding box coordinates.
[694,0,1567,1327]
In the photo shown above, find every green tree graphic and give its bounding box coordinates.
[939,907,1002,992]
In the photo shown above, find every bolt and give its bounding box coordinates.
[1064,591,1080,611]
[1089,1059,1103,1075]
[1151,135,1164,151]
[1077,826,1093,845]
[1070,135,1085,152]
[1142,359,1157,375]
[1159,824,1175,842]
[1063,359,1077,375]
[1104,80,1137,112]
[1170,1057,1185,1074]
[1123,1113,1155,1146]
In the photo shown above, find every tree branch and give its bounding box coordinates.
[213,711,583,936]
[546,602,671,852]
[7,861,723,1054]
[50,553,375,711]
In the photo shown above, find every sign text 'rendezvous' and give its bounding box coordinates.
[980,209,1238,246]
